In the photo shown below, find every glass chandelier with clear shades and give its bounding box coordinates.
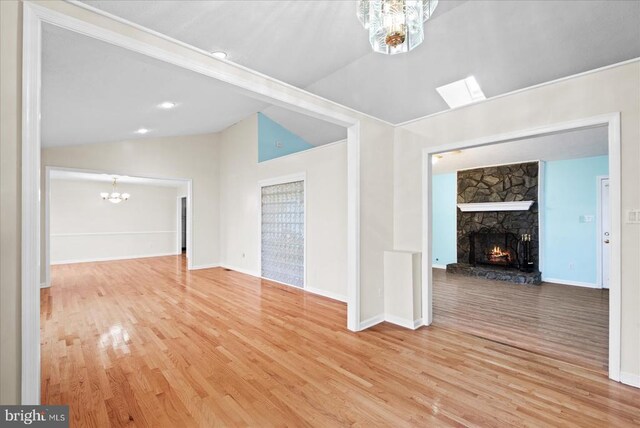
[357,0,438,55]
[100,178,130,204]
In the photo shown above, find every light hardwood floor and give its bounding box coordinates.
[42,256,639,427]
[433,268,609,373]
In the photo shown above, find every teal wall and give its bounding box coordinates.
[258,112,314,162]
[543,156,608,284]
[431,173,457,266]
[431,156,608,285]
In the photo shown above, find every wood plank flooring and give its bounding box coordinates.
[433,268,609,373]
[42,256,639,427]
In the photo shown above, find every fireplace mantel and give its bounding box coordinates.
[457,201,534,212]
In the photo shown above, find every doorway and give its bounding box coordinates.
[44,166,193,288]
[422,114,622,382]
[181,196,187,254]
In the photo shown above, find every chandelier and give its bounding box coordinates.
[357,0,438,55]
[100,178,130,204]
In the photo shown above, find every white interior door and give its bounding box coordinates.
[600,178,610,289]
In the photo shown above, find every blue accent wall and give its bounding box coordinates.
[431,156,608,285]
[431,173,457,266]
[258,112,314,162]
[543,156,608,284]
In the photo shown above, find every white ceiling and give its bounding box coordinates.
[81,0,640,124]
[42,24,346,147]
[50,169,185,187]
[432,126,608,174]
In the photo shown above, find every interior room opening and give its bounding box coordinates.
[429,125,611,374]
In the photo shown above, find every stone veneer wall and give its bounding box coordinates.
[457,162,539,268]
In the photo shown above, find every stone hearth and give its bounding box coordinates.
[446,263,542,285]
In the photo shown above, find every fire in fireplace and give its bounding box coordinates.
[469,230,520,269]
[488,246,511,264]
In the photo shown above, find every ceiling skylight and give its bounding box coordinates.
[436,76,486,109]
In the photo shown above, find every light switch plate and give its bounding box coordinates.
[626,209,640,224]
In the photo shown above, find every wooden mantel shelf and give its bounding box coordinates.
[457,201,534,212]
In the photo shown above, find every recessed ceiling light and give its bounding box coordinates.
[436,76,486,109]
[158,101,176,109]
[432,154,443,164]
[135,128,149,135]
[211,51,227,60]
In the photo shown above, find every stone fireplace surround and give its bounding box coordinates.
[446,161,542,285]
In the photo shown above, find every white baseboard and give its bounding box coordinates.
[620,372,640,388]
[358,314,385,330]
[305,286,347,303]
[432,264,447,269]
[384,314,423,330]
[51,252,180,265]
[358,314,424,331]
[190,263,220,270]
[220,264,261,278]
[220,265,348,304]
[542,277,600,288]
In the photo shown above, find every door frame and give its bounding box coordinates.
[44,165,193,287]
[596,175,610,289]
[21,1,361,404]
[258,172,307,289]
[176,196,188,255]
[421,113,622,382]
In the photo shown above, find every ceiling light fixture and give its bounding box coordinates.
[211,51,228,60]
[100,178,130,204]
[158,101,176,109]
[135,128,149,134]
[436,76,486,109]
[357,0,438,55]
[432,150,462,164]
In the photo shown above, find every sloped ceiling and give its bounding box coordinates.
[42,24,346,147]
[81,0,640,123]
[45,1,639,147]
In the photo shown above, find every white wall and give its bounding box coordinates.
[394,62,640,382]
[42,133,219,270]
[219,114,348,301]
[0,0,22,404]
[359,119,396,321]
[50,179,179,264]
[5,0,396,403]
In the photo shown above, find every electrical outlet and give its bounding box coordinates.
[378,288,383,298]
[569,263,575,271]
[242,253,245,258]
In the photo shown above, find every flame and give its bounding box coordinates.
[490,246,508,257]
[488,246,511,263]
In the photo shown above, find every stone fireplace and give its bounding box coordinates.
[469,230,519,268]
[446,162,542,285]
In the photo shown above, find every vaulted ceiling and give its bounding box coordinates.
[42,24,346,147]
[81,0,640,123]
[44,1,640,147]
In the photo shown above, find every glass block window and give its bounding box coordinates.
[261,180,305,287]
